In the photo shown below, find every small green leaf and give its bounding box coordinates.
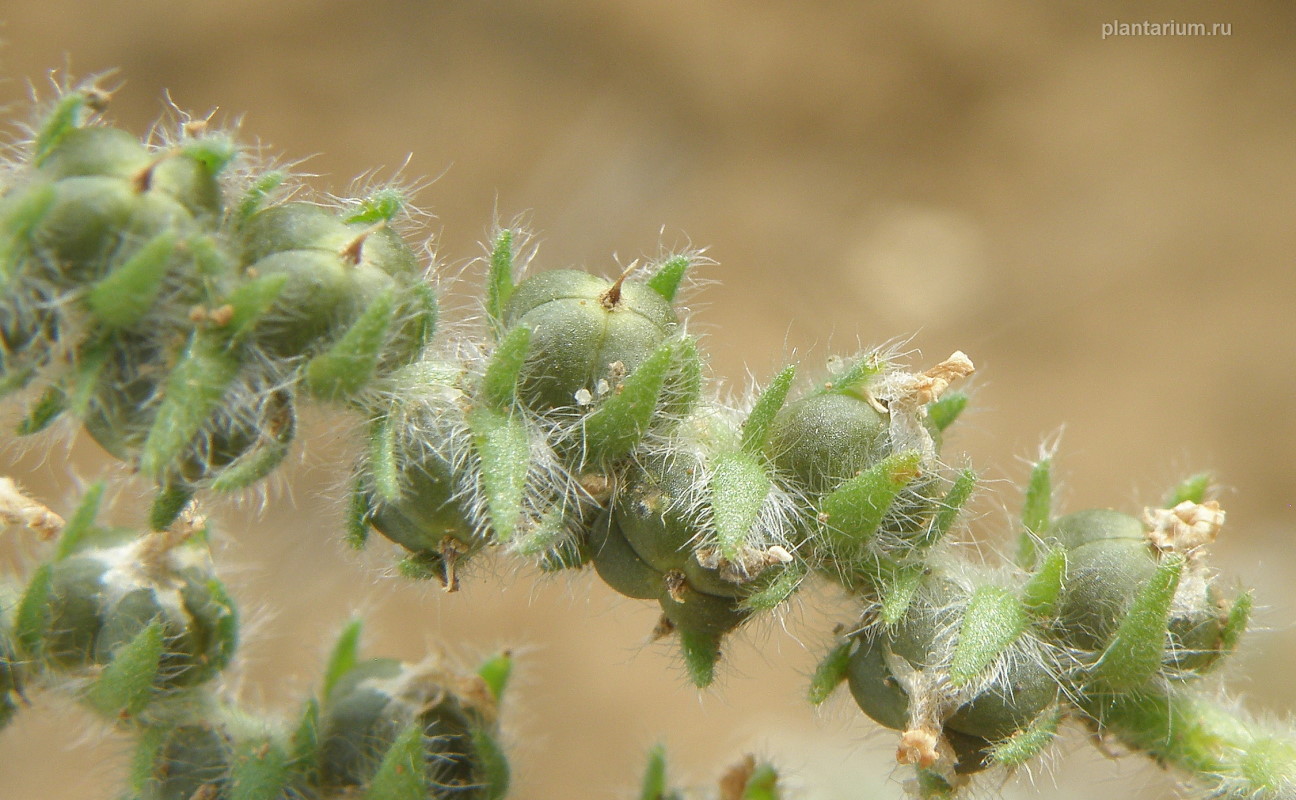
[34,90,94,164]
[85,232,178,327]
[640,744,670,800]
[1018,457,1052,568]
[678,627,722,688]
[84,622,165,718]
[661,336,702,420]
[130,726,168,792]
[1166,472,1213,507]
[480,326,532,410]
[486,229,516,331]
[709,452,770,560]
[16,383,67,436]
[741,561,805,612]
[990,706,1062,767]
[368,419,401,503]
[345,188,405,224]
[1219,591,1252,654]
[345,482,371,549]
[741,761,780,800]
[740,366,796,454]
[950,586,1028,686]
[305,290,395,400]
[234,171,287,224]
[582,342,674,463]
[181,135,237,176]
[1022,547,1067,618]
[222,273,291,343]
[878,562,926,626]
[149,483,194,531]
[645,255,690,302]
[288,698,321,781]
[468,407,530,542]
[207,434,293,493]
[808,639,853,704]
[205,578,239,674]
[821,352,884,397]
[926,391,968,432]
[917,467,976,549]
[472,728,511,800]
[323,619,363,698]
[363,723,425,800]
[140,334,240,479]
[15,564,53,657]
[478,651,513,702]
[55,481,105,560]
[1091,554,1184,691]
[818,450,923,549]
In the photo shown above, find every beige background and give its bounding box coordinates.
[1,2,1294,798]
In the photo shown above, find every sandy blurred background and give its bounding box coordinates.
[1,1,1294,798]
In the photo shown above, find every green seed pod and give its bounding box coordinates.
[766,392,888,496]
[237,202,426,363]
[136,722,231,800]
[318,657,502,798]
[500,268,678,414]
[32,525,236,692]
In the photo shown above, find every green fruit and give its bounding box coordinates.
[1051,509,1146,550]
[501,269,678,413]
[238,203,424,361]
[39,528,236,688]
[590,510,665,601]
[138,723,230,800]
[766,393,888,495]
[319,658,498,797]
[658,580,750,638]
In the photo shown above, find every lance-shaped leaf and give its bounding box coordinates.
[205,578,239,673]
[15,564,52,658]
[288,698,321,783]
[916,467,976,550]
[709,452,770,560]
[640,744,672,800]
[229,737,291,800]
[149,483,194,531]
[878,562,926,626]
[363,723,425,800]
[926,391,968,433]
[818,450,923,549]
[208,433,293,493]
[234,171,287,225]
[472,728,511,800]
[480,325,531,409]
[33,90,95,164]
[468,406,530,542]
[367,419,401,503]
[1219,591,1253,654]
[739,761,781,800]
[323,618,363,698]
[1166,472,1213,507]
[84,622,165,718]
[950,585,1028,687]
[990,705,1063,767]
[661,336,702,421]
[55,482,105,560]
[740,365,796,454]
[646,254,691,302]
[140,334,240,478]
[582,341,675,463]
[478,651,513,702]
[345,188,405,224]
[808,639,853,704]
[86,231,177,328]
[741,561,805,613]
[305,290,396,400]
[820,352,884,397]
[345,482,371,549]
[679,627,723,689]
[1091,554,1184,691]
[222,273,291,343]
[1022,547,1067,618]
[1017,457,1053,569]
[16,383,66,435]
[0,184,55,275]
[485,229,516,331]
